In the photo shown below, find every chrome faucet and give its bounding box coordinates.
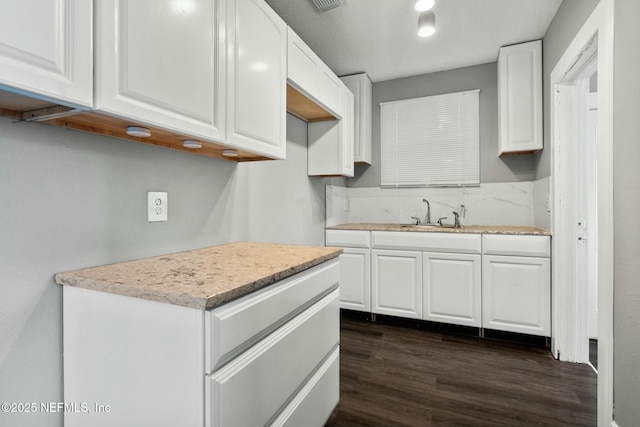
[422,199,431,224]
[452,211,461,228]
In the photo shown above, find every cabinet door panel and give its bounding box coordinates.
[498,40,542,154]
[317,65,343,117]
[339,248,371,312]
[96,0,224,140]
[482,255,550,336]
[226,0,286,159]
[287,27,318,95]
[0,0,92,106]
[372,250,422,319]
[423,253,481,327]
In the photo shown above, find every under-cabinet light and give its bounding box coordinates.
[182,140,202,149]
[222,149,238,157]
[126,126,151,138]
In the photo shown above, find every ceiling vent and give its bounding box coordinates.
[310,0,345,12]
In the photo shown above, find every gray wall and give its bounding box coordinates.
[534,0,600,179]
[0,114,340,426]
[613,0,640,423]
[348,62,537,188]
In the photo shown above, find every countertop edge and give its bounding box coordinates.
[326,223,551,236]
[55,245,342,310]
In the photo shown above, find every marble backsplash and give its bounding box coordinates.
[327,178,551,229]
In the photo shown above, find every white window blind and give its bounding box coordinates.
[380,90,480,187]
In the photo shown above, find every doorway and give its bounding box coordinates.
[550,0,614,425]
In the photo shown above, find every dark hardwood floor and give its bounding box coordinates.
[325,311,597,427]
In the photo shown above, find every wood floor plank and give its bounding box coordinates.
[326,312,597,427]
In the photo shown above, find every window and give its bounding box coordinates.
[380,90,480,187]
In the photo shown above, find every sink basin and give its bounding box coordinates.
[400,223,457,229]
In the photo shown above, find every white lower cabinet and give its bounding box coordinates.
[63,260,340,427]
[482,255,550,336]
[328,229,551,338]
[326,229,371,312]
[338,248,371,312]
[423,252,482,327]
[206,289,339,427]
[372,249,423,319]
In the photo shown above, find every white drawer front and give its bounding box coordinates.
[371,231,481,254]
[326,229,371,248]
[483,235,551,257]
[207,290,340,427]
[205,260,339,372]
[271,347,339,427]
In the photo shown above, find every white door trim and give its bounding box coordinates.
[550,1,614,426]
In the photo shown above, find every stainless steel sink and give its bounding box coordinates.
[400,223,457,229]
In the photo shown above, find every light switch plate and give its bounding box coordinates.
[148,192,168,222]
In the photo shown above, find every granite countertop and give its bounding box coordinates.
[327,223,551,236]
[55,242,342,310]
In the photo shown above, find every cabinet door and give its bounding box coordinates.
[498,40,542,155]
[340,73,372,164]
[0,0,92,107]
[339,248,371,312]
[226,0,287,159]
[372,250,422,319]
[287,27,318,97]
[482,255,550,336]
[423,252,481,327]
[341,87,355,177]
[308,87,354,177]
[95,0,225,141]
[316,63,343,117]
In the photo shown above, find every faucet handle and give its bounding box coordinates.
[437,217,447,226]
[410,216,421,225]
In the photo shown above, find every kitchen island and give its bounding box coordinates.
[56,241,342,427]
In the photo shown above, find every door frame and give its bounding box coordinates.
[550,1,614,425]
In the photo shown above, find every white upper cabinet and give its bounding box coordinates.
[340,73,372,165]
[0,0,92,108]
[308,86,354,177]
[286,27,342,118]
[498,40,543,155]
[95,0,225,143]
[225,0,287,159]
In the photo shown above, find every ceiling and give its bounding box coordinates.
[265,0,563,82]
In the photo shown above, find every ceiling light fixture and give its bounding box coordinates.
[414,0,434,12]
[418,11,436,37]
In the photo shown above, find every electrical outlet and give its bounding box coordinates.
[148,192,168,222]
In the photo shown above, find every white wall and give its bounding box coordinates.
[350,62,538,188]
[613,0,640,423]
[0,114,341,426]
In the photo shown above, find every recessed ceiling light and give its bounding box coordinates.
[418,11,436,37]
[415,0,434,12]
[126,126,151,137]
